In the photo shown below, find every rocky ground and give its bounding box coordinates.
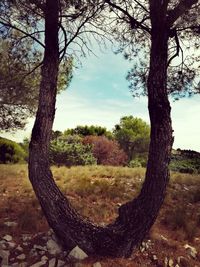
[0,221,200,267]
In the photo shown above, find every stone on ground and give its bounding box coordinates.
[68,246,88,261]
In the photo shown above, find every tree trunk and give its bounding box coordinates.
[29,0,173,258]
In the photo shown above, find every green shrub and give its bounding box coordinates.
[0,137,26,163]
[50,136,96,166]
[128,159,142,168]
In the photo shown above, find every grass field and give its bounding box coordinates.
[0,164,200,266]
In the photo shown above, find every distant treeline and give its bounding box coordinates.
[1,116,200,173]
[170,149,200,174]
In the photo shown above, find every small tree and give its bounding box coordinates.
[83,135,128,166]
[114,116,150,162]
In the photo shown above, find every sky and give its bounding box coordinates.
[2,47,200,152]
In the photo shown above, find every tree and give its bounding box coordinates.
[0,31,73,131]
[0,137,26,163]
[114,116,150,162]
[83,135,127,166]
[64,125,113,139]
[105,0,200,98]
[1,0,199,258]
[0,37,41,130]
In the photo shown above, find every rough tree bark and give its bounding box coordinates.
[29,0,173,257]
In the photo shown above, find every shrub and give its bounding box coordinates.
[83,135,128,166]
[129,158,143,168]
[0,137,26,163]
[50,136,96,166]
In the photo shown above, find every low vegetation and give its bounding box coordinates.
[0,164,200,265]
[1,117,200,174]
[1,164,200,233]
[0,137,26,164]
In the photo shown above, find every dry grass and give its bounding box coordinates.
[1,164,200,266]
[0,164,200,240]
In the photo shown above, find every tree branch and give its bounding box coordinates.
[59,24,68,62]
[65,6,103,48]
[133,0,149,13]
[0,20,45,48]
[105,0,150,34]
[167,0,198,26]
[23,61,43,78]
[167,29,180,67]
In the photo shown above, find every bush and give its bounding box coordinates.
[83,135,128,166]
[0,137,26,163]
[50,136,96,166]
[128,159,142,168]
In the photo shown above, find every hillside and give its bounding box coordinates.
[170,149,200,174]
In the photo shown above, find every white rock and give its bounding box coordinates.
[7,242,16,249]
[16,245,23,252]
[164,257,168,267]
[41,255,48,263]
[48,258,56,267]
[16,254,26,260]
[4,221,18,227]
[3,235,12,242]
[47,239,62,255]
[152,255,158,261]
[22,234,31,242]
[184,244,197,258]
[140,246,145,253]
[68,246,88,261]
[168,258,174,267]
[93,262,102,267]
[0,250,9,265]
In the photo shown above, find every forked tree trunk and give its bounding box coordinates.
[29,0,173,258]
